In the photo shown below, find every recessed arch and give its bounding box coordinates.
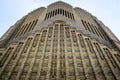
[54,20,66,24]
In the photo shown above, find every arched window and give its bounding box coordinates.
[50,11,52,18]
[48,12,50,19]
[22,24,28,34]
[72,13,75,20]
[26,22,32,32]
[55,10,57,15]
[58,9,60,14]
[60,9,62,14]
[70,13,72,19]
[53,10,55,17]
[46,13,48,19]
[65,10,67,17]
[67,11,70,18]
[63,10,64,15]
[45,13,48,20]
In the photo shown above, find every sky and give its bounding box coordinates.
[0,0,120,40]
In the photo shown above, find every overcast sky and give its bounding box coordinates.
[0,0,120,40]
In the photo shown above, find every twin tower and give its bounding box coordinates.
[0,1,120,80]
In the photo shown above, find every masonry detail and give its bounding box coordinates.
[0,1,120,80]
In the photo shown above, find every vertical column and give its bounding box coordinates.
[94,43,116,80]
[64,26,70,80]
[16,38,33,79]
[49,24,58,79]
[85,38,106,80]
[25,34,40,80]
[46,27,53,80]
[59,24,66,79]
[0,47,13,67]
[40,30,49,80]
[57,24,60,79]
[36,30,47,79]
[70,30,79,80]
[103,48,120,79]
[82,37,96,80]
[0,47,14,77]
[73,30,86,79]
[78,34,92,79]
[77,34,86,79]
[6,42,24,79]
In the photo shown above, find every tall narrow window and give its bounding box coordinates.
[33,34,40,47]
[53,11,55,17]
[84,21,91,32]
[50,11,52,18]
[0,47,14,67]
[65,10,67,17]
[114,54,120,63]
[63,10,64,15]
[94,26,103,38]
[18,25,27,36]
[12,42,24,59]
[60,9,62,14]
[97,26,105,39]
[31,19,38,30]
[84,21,90,31]
[23,38,32,53]
[88,23,95,34]
[94,43,104,60]
[70,13,72,19]
[67,11,69,18]
[48,12,51,18]
[104,48,118,68]
[47,12,49,19]
[55,10,57,15]
[72,13,75,20]
[44,13,48,20]
[58,9,60,14]
[85,38,95,53]
[81,20,87,30]
[90,24,96,34]
[23,24,29,34]
[29,21,35,31]
[14,25,24,38]
[78,34,85,48]
[26,22,32,32]
[94,25,101,37]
